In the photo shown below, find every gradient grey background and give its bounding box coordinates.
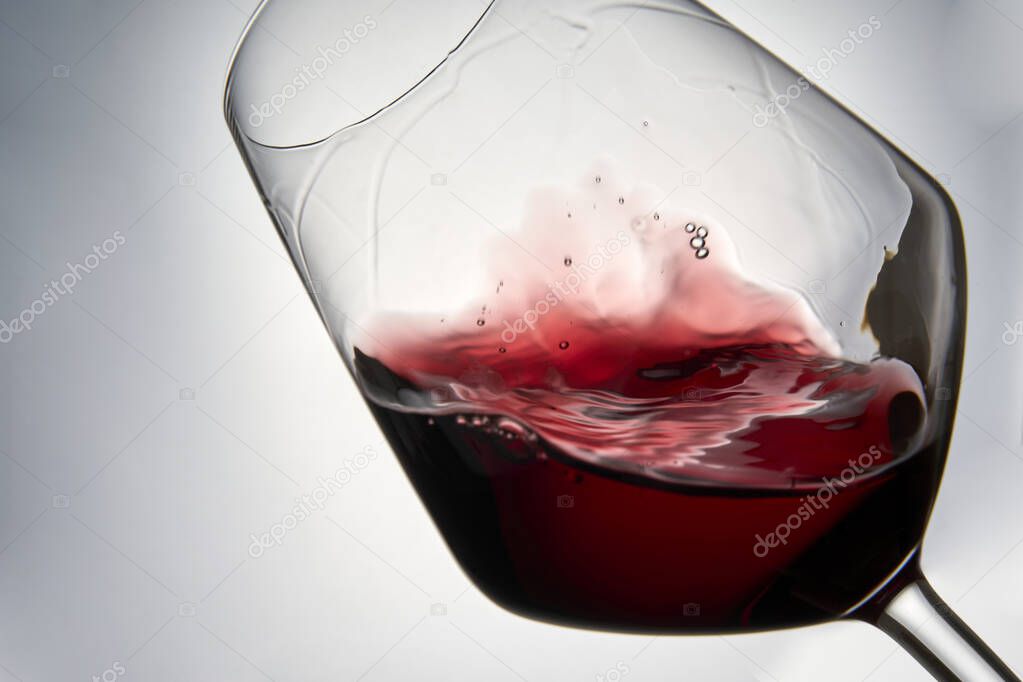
[1,0,1021,680]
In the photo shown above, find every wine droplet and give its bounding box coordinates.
[559,340,570,350]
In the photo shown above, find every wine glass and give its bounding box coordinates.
[224,0,1018,678]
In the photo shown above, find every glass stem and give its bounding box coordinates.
[872,578,1019,681]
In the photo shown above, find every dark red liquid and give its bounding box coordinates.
[355,336,940,633]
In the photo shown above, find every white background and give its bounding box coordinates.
[0,0,1021,680]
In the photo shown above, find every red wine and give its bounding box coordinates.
[354,336,934,633]
[346,167,945,632]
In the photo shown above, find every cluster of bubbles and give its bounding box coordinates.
[684,222,710,259]
[449,413,539,444]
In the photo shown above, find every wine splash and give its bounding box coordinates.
[346,167,931,630]
[356,164,924,490]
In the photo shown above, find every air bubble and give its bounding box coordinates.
[476,318,485,327]
[499,346,507,353]
[595,175,602,184]
[563,256,572,266]
[456,415,467,425]
[695,248,710,259]
[497,418,528,439]
[839,321,847,327]
[618,196,625,205]
[559,340,570,350]
[653,212,660,221]
[696,226,708,238]
[690,237,705,249]
[684,222,696,233]
[642,120,649,127]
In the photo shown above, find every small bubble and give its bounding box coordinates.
[653,212,660,221]
[696,226,708,238]
[618,196,625,205]
[563,256,572,266]
[684,222,696,233]
[642,120,649,127]
[695,248,710,259]
[427,418,435,426]
[499,346,507,353]
[595,175,602,184]
[567,212,572,219]
[690,237,705,249]
[559,340,570,350]
[497,418,527,439]
[839,321,847,327]
[456,415,467,425]
[476,319,485,327]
